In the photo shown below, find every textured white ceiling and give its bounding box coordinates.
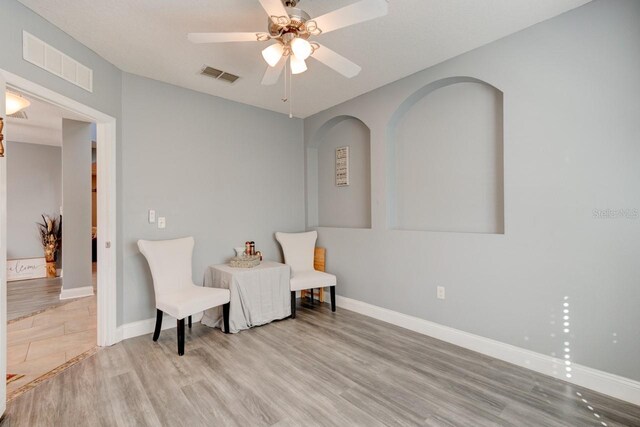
[18,0,590,118]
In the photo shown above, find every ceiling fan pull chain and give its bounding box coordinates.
[282,58,288,103]
[289,62,293,119]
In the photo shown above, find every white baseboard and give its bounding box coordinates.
[113,326,123,345]
[59,285,94,300]
[122,312,204,340]
[336,295,640,406]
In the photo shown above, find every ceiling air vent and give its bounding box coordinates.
[8,110,28,120]
[201,66,239,84]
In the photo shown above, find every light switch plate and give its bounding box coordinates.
[157,217,166,229]
[148,209,156,223]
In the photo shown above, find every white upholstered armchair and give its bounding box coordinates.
[138,237,230,355]
[275,231,336,318]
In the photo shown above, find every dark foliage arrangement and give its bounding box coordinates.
[36,214,61,261]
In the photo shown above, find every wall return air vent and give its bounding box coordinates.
[201,66,239,84]
[22,31,93,92]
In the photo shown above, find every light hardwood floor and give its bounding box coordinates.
[7,263,97,321]
[7,276,64,322]
[3,302,640,426]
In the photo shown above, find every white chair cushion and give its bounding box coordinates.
[290,270,336,292]
[156,285,230,320]
[138,237,195,295]
[275,231,317,275]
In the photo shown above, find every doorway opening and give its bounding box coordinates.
[5,89,97,399]
[1,69,117,406]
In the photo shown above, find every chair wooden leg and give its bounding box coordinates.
[330,286,336,312]
[291,291,296,319]
[177,318,185,356]
[153,309,163,342]
[188,315,192,329]
[309,288,314,304]
[222,303,230,334]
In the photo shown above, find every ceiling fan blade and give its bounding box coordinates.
[312,44,361,78]
[261,58,286,85]
[188,32,260,43]
[258,0,290,24]
[312,0,388,34]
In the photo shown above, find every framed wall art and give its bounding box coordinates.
[336,146,349,187]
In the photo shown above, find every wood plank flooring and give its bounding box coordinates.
[7,263,97,321]
[3,302,640,426]
[7,276,63,322]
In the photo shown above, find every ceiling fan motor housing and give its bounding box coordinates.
[268,7,312,40]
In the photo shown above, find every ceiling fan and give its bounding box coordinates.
[188,0,389,86]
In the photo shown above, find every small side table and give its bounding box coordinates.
[201,261,291,333]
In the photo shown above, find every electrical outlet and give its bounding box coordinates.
[148,209,156,223]
[437,286,445,300]
[157,217,166,229]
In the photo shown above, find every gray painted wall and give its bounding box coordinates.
[4,0,639,385]
[121,73,305,323]
[1,0,124,322]
[316,118,371,229]
[393,81,504,233]
[6,141,61,259]
[304,0,640,381]
[62,119,93,289]
[0,0,122,117]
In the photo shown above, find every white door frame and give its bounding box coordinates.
[0,69,118,348]
[1,71,8,415]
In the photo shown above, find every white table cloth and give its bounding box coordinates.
[201,261,291,333]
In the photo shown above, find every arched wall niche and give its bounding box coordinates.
[387,76,505,233]
[307,115,372,229]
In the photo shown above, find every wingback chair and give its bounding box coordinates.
[138,237,230,355]
[275,231,336,318]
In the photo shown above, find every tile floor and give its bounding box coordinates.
[7,294,97,398]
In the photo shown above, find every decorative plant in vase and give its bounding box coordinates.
[37,214,61,278]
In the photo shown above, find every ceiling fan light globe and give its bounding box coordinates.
[5,92,31,115]
[262,43,284,67]
[290,55,307,74]
[290,37,312,60]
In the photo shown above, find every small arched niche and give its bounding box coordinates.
[308,116,371,229]
[388,77,504,233]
